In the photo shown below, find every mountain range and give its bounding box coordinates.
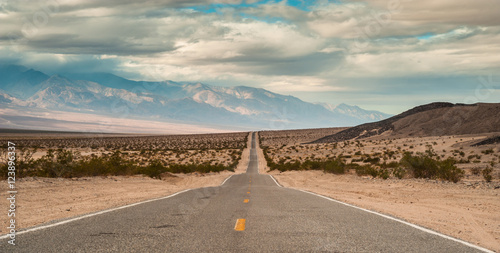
[0,64,391,132]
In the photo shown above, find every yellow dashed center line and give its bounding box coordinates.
[247,191,250,194]
[234,219,246,231]
[244,199,249,203]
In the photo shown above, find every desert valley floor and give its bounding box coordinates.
[0,128,499,251]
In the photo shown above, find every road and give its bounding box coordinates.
[1,132,490,252]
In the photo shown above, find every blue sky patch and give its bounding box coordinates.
[182,0,327,15]
[417,32,435,40]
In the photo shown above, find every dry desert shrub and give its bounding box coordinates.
[0,132,249,179]
[5,132,248,151]
[259,128,347,146]
[0,148,243,179]
[400,152,464,183]
[482,167,493,182]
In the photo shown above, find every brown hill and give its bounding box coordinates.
[311,102,500,143]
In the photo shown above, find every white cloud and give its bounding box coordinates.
[357,0,500,26]
[265,76,346,93]
[0,0,498,113]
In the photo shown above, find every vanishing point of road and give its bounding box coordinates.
[1,132,491,252]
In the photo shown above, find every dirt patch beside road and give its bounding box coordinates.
[0,172,238,235]
[269,170,500,251]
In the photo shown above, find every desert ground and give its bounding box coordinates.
[0,173,230,234]
[259,130,500,251]
[268,171,499,250]
[0,131,251,232]
[1,129,499,251]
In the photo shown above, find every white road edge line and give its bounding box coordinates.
[293,188,494,253]
[220,174,234,186]
[269,175,282,187]
[0,188,193,240]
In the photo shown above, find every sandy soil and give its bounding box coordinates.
[259,127,347,146]
[0,172,236,235]
[259,132,499,251]
[0,132,253,235]
[268,170,500,251]
[256,132,268,175]
[263,134,500,183]
[235,132,252,174]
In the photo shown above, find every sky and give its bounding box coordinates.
[1,0,499,114]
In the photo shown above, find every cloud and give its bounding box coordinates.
[264,75,346,93]
[0,0,498,114]
[303,0,500,41]
[0,50,128,77]
[338,26,500,78]
[356,0,500,26]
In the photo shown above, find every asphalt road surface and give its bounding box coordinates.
[1,132,491,252]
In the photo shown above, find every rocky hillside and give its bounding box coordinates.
[311,102,500,143]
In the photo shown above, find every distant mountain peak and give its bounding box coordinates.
[0,65,50,99]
